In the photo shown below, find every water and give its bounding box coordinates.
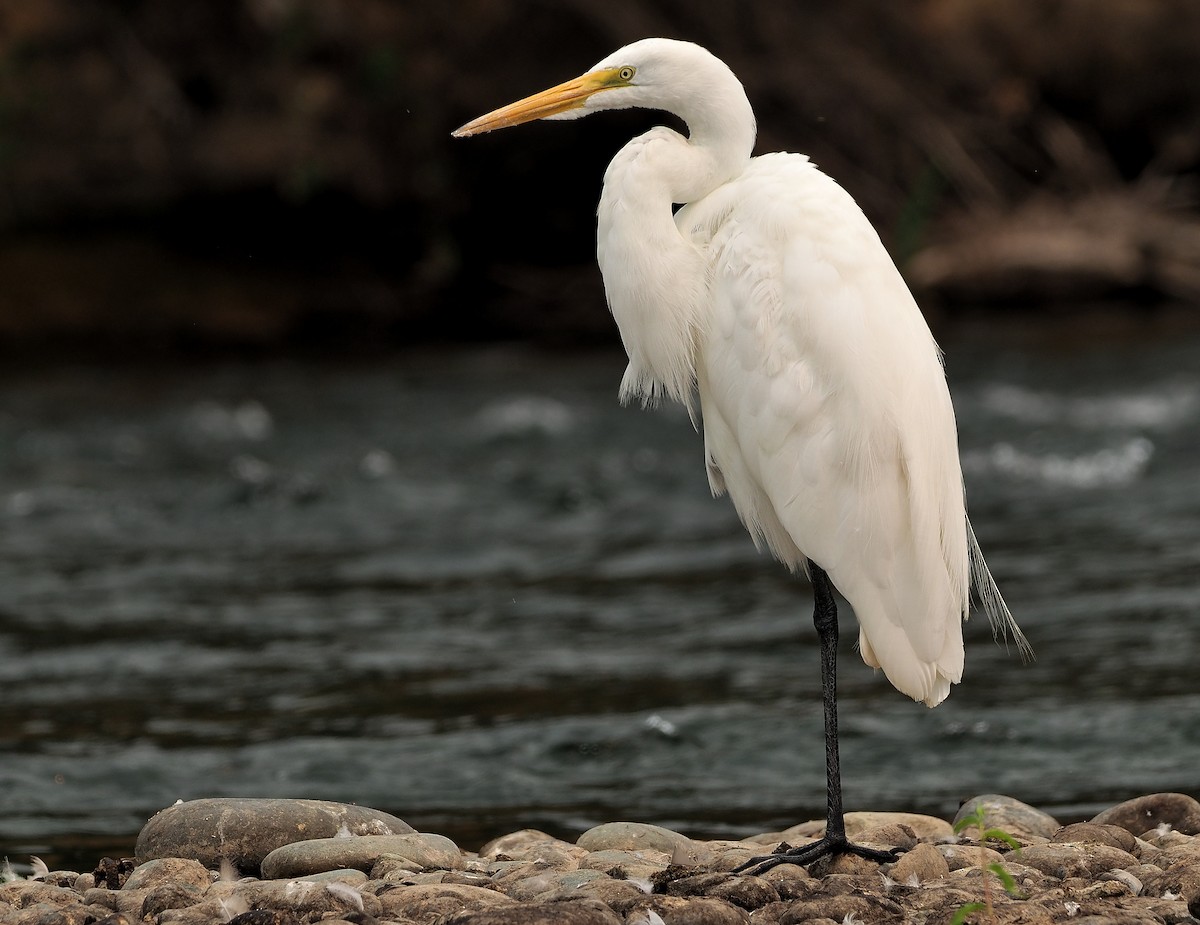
[2,320,1199,872]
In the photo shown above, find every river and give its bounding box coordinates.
[1,316,1198,872]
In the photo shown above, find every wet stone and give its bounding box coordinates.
[139,881,205,919]
[375,882,515,921]
[887,842,949,883]
[579,848,668,872]
[481,829,584,862]
[1012,842,1140,880]
[854,823,920,852]
[13,792,1200,925]
[121,857,211,892]
[1091,793,1200,837]
[938,842,1007,871]
[577,822,692,855]
[844,811,955,843]
[260,832,462,878]
[1052,822,1139,853]
[440,896,624,924]
[954,793,1061,843]
[135,798,413,872]
[618,895,750,925]
[229,877,382,919]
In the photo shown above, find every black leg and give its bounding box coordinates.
[734,561,899,876]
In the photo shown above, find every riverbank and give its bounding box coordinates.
[4,792,1199,924]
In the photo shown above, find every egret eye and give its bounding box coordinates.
[618,66,636,81]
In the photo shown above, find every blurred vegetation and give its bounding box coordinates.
[0,0,1197,354]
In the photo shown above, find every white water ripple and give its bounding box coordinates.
[979,383,1199,430]
[963,437,1154,488]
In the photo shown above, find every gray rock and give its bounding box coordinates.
[1015,842,1140,879]
[937,842,1007,871]
[481,830,581,860]
[577,822,692,854]
[1091,793,1200,837]
[229,877,382,919]
[1052,822,1138,853]
[954,794,1060,843]
[888,842,950,883]
[440,896,624,924]
[376,882,515,921]
[550,869,612,892]
[566,878,651,905]
[617,895,750,924]
[138,881,205,919]
[660,872,780,911]
[579,849,668,872]
[135,798,413,872]
[121,858,211,892]
[0,882,81,908]
[844,811,955,842]
[260,832,462,878]
[854,823,920,852]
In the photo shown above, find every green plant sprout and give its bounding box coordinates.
[949,806,1023,925]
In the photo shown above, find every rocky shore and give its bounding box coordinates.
[4,793,1200,924]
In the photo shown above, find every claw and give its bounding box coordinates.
[734,835,901,876]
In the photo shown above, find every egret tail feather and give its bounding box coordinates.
[967,518,1033,661]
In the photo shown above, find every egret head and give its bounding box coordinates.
[452,38,742,137]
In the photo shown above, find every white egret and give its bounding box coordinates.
[454,38,1030,871]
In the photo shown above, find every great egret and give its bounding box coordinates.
[454,38,1030,872]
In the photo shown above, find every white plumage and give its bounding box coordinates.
[455,37,1030,867]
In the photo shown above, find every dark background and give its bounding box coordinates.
[2,0,1199,357]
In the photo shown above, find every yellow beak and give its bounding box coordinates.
[452,69,621,137]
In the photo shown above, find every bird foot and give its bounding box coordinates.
[733,835,901,876]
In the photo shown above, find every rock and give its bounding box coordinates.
[657,871,780,910]
[809,852,884,877]
[121,858,211,892]
[577,822,693,855]
[4,902,92,925]
[844,811,955,843]
[0,882,82,909]
[36,871,81,889]
[954,794,1060,843]
[938,842,1007,871]
[1015,842,1140,879]
[481,830,583,861]
[854,823,920,852]
[547,869,611,893]
[770,821,825,843]
[79,889,118,911]
[888,842,950,883]
[375,882,515,920]
[224,910,300,925]
[1101,868,1145,895]
[774,892,902,924]
[440,896,625,924]
[91,914,137,925]
[139,882,205,919]
[91,858,136,890]
[260,832,462,878]
[566,877,649,905]
[617,895,750,924]
[1052,822,1139,854]
[579,849,669,873]
[135,798,413,872]
[1091,793,1200,837]
[709,846,762,872]
[229,878,382,919]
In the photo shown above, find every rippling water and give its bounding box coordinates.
[2,320,1198,872]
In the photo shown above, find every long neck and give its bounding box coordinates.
[596,101,753,408]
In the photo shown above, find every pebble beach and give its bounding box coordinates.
[4,792,1200,924]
